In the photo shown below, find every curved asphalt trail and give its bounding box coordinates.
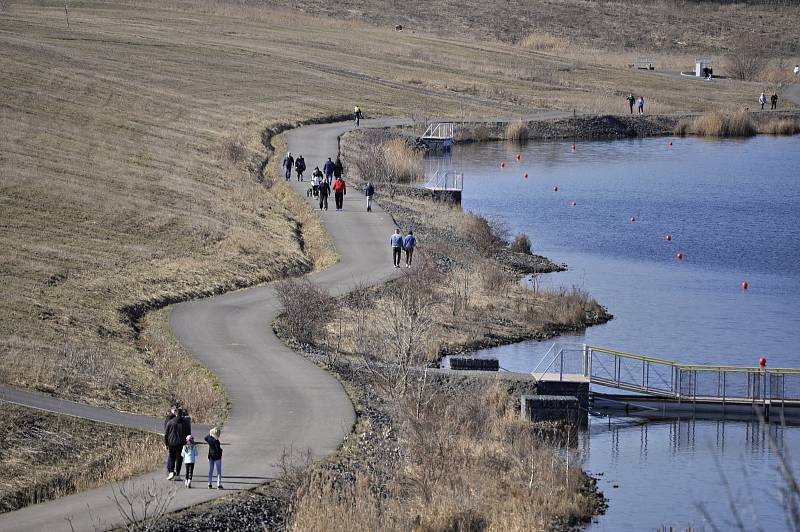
[0,118,407,532]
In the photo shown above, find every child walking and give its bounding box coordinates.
[181,435,197,488]
[205,426,223,489]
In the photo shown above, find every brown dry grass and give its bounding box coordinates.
[764,118,800,135]
[678,110,757,137]
[506,119,529,141]
[0,403,162,514]
[289,383,594,531]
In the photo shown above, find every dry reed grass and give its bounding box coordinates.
[506,119,529,141]
[288,383,595,531]
[0,403,162,514]
[681,111,756,137]
[519,32,572,52]
[764,118,800,135]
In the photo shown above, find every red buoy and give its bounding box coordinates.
[571,201,577,207]
[553,185,558,192]
[571,144,576,151]
[741,281,749,290]
[523,172,528,179]
[676,252,684,260]
[515,153,521,161]
[665,234,673,241]
[668,140,673,146]
[629,216,636,223]
[500,162,506,168]
[759,357,767,368]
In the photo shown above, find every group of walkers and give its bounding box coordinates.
[759,91,780,110]
[281,153,307,182]
[390,228,417,268]
[163,405,224,489]
[287,151,378,213]
[625,93,646,114]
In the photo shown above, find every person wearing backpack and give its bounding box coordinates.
[364,181,375,212]
[295,155,306,181]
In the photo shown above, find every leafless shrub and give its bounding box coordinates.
[510,232,532,255]
[464,213,506,254]
[223,139,247,163]
[275,278,334,344]
[480,262,511,295]
[448,266,471,316]
[111,479,176,531]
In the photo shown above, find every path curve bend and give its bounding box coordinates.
[0,118,406,532]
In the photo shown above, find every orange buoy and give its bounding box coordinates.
[665,234,673,241]
[629,216,636,223]
[523,172,528,179]
[759,357,766,368]
[515,153,521,161]
[741,281,749,290]
[553,185,558,192]
[571,201,577,207]
[676,252,684,260]
[500,162,506,168]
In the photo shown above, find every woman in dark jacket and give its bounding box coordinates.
[205,426,223,489]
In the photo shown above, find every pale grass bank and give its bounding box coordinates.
[0,403,162,514]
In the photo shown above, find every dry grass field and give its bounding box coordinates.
[1,0,776,419]
[0,403,162,514]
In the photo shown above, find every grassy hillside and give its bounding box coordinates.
[0,0,787,418]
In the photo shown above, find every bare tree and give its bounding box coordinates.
[64,0,70,29]
[275,278,334,345]
[726,33,763,81]
[110,480,176,531]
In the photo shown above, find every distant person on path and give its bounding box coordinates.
[318,177,330,210]
[164,407,191,480]
[311,167,322,197]
[390,228,403,268]
[282,152,294,181]
[332,175,347,210]
[364,180,375,212]
[770,93,778,110]
[759,92,767,110]
[403,230,417,268]
[295,155,306,181]
[354,105,363,126]
[637,96,644,114]
[181,435,197,488]
[205,427,223,489]
[794,64,799,76]
[323,157,335,181]
[626,93,635,114]
[333,156,344,180]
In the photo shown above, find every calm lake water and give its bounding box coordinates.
[428,135,800,530]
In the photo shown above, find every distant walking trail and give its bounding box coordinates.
[0,118,405,532]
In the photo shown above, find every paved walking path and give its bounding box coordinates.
[0,118,405,532]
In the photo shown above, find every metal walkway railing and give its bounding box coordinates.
[424,170,463,191]
[422,122,454,140]
[532,343,800,405]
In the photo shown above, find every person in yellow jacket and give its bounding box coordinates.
[354,105,363,126]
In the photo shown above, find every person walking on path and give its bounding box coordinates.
[333,156,344,180]
[332,175,347,210]
[759,92,767,110]
[295,155,306,181]
[181,435,197,488]
[403,230,417,268]
[794,64,799,76]
[626,93,635,114]
[354,105,363,126]
[771,93,778,110]
[323,157,335,182]
[364,180,375,212]
[164,407,191,480]
[318,177,331,210]
[282,152,294,181]
[311,167,322,197]
[205,427,223,489]
[390,228,403,268]
[636,96,645,114]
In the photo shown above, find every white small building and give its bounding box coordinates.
[695,58,713,77]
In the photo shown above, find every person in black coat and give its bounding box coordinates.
[205,427,224,489]
[333,157,344,180]
[318,178,331,211]
[295,155,306,181]
[164,408,191,480]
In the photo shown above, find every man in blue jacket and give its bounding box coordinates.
[323,157,335,182]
